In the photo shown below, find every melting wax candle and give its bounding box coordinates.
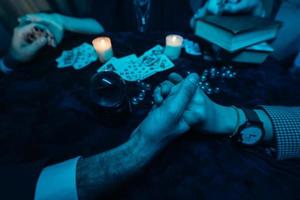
[164,34,183,60]
[92,37,114,63]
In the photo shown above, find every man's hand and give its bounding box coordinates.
[134,73,200,148]
[8,24,48,63]
[77,74,199,199]
[190,0,265,28]
[153,73,238,136]
[222,0,265,16]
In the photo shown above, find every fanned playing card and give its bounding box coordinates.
[138,46,162,67]
[156,54,174,72]
[76,43,98,62]
[137,45,174,78]
[97,57,118,72]
[183,39,202,56]
[112,54,142,81]
[95,45,175,82]
[144,45,164,56]
[56,49,78,68]
[73,43,98,70]
[56,43,98,70]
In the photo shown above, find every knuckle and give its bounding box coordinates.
[154,86,160,93]
[194,107,206,120]
[161,80,170,86]
[161,84,172,94]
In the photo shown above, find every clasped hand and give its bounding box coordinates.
[133,72,238,151]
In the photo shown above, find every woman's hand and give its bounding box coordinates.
[8,24,48,63]
[19,13,64,47]
[153,73,238,136]
[19,13,104,47]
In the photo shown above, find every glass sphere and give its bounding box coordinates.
[90,72,128,109]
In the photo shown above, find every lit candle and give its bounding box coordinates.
[164,34,183,60]
[92,37,114,63]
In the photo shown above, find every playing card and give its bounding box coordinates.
[136,55,174,80]
[139,67,157,80]
[144,45,164,56]
[113,55,143,81]
[73,51,91,70]
[56,43,97,70]
[56,49,78,68]
[138,53,160,69]
[94,45,174,81]
[76,43,98,62]
[112,55,138,70]
[183,39,202,56]
[135,45,175,80]
[97,55,142,81]
[97,57,118,72]
[138,45,165,71]
[73,43,98,70]
[118,68,141,81]
[156,54,174,72]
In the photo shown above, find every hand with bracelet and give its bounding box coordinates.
[153,72,274,146]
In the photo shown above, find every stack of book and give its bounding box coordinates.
[194,15,281,64]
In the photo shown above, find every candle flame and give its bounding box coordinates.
[100,39,106,46]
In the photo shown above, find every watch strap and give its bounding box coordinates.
[240,108,261,124]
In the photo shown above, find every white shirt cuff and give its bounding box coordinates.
[0,58,13,74]
[34,157,81,200]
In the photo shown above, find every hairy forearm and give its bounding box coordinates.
[76,130,161,200]
[59,14,104,34]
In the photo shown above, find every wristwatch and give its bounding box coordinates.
[232,108,265,146]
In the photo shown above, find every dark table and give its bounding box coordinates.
[0,32,300,200]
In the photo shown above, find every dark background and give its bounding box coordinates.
[0,0,196,54]
[1,0,300,199]
[86,0,194,32]
[0,33,300,199]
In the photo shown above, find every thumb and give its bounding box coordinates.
[26,36,48,54]
[170,73,199,114]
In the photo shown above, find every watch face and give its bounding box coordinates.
[240,126,263,145]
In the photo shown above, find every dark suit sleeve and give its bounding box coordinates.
[0,160,48,200]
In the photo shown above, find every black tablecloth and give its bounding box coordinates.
[0,33,300,200]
